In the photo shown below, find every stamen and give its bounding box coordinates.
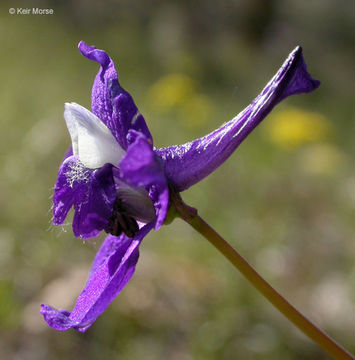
[105,198,139,238]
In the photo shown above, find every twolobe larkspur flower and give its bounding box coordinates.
[41,41,319,331]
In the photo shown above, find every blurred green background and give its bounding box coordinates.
[0,1,354,359]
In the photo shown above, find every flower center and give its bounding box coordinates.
[105,178,156,238]
[114,177,156,223]
[105,198,139,238]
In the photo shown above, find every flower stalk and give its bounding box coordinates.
[170,191,354,360]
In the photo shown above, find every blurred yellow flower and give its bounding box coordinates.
[179,94,214,128]
[266,107,330,148]
[146,73,214,128]
[146,73,196,112]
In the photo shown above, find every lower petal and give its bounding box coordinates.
[41,223,153,332]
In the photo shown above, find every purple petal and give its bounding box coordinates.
[53,156,116,239]
[119,131,169,230]
[41,223,153,332]
[78,41,153,149]
[156,46,320,192]
[88,233,128,280]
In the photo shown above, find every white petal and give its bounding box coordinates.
[64,103,125,169]
[64,103,79,155]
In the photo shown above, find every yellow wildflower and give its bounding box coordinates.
[266,107,330,148]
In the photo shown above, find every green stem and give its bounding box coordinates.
[170,192,354,360]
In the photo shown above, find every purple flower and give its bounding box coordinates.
[41,41,319,331]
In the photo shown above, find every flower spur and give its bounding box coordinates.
[41,41,319,332]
